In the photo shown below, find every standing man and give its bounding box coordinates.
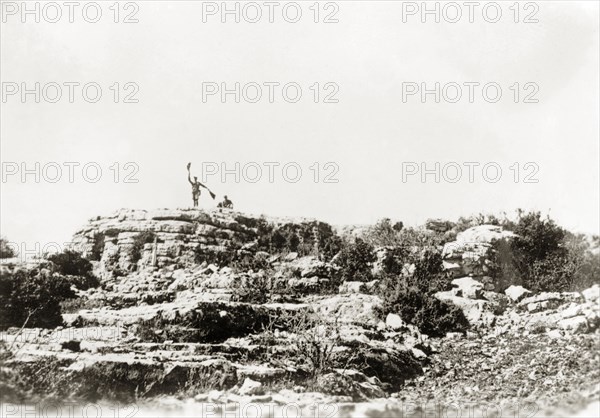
[187,163,215,207]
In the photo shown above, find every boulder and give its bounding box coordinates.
[284,252,298,261]
[451,277,484,299]
[441,225,517,288]
[582,284,600,303]
[558,316,589,333]
[385,313,405,330]
[455,224,516,244]
[442,241,492,278]
[435,291,495,326]
[505,285,532,303]
[314,294,382,326]
[238,377,263,395]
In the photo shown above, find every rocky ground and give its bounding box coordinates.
[1,208,598,417]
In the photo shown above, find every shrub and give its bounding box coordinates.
[0,238,17,259]
[511,211,566,269]
[333,238,376,282]
[412,249,452,293]
[363,218,405,247]
[454,212,516,234]
[397,226,447,251]
[567,233,600,290]
[237,216,342,261]
[262,221,342,261]
[280,310,341,379]
[486,210,598,292]
[48,250,93,277]
[230,274,273,304]
[47,250,99,290]
[379,246,411,276]
[195,246,236,267]
[0,269,74,330]
[379,282,468,337]
[134,302,273,343]
[377,250,467,337]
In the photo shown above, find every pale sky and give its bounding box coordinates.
[1,1,599,253]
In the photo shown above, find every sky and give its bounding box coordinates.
[1,0,599,254]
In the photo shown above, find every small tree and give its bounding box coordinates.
[334,238,376,282]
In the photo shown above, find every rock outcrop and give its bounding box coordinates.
[442,224,517,291]
[71,209,269,278]
[2,210,598,411]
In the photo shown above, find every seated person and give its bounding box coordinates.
[218,195,233,209]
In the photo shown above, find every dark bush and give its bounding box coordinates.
[411,291,470,336]
[380,246,410,276]
[134,302,274,343]
[397,226,448,251]
[567,233,600,290]
[333,238,376,282]
[378,281,468,337]
[492,210,598,292]
[48,250,93,277]
[377,249,467,337]
[61,340,81,352]
[454,212,516,234]
[511,211,567,269]
[266,221,342,261]
[237,217,342,261]
[412,249,452,293]
[0,269,74,330]
[47,250,99,290]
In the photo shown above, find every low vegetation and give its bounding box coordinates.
[377,249,469,337]
[489,211,600,292]
[0,269,74,329]
[48,249,100,290]
[333,238,377,283]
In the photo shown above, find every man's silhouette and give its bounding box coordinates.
[187,163,215,207]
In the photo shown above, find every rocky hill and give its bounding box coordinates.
[1,208,598,416]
